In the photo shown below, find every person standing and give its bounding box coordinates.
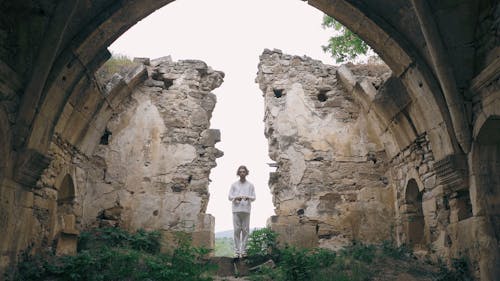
[228,165,256,258]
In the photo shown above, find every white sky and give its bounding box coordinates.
[109,0,336,232]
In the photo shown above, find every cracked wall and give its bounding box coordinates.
[256,49,395,249]
[33,57,224,254]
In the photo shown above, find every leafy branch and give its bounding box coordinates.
[322,15,371,63]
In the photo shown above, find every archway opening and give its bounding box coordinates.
[475,116,500,240]
[58,174,75,207]
[107,0,339,239]
[404,179,425,248]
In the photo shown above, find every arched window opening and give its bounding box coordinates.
[58,174,75,205]
[475,116,500,242]
[404,179,425,248]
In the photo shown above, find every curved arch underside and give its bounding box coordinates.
[15,0,488,165]
[0,0,499,279]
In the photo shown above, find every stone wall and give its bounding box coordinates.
[257,48,500,279]
[256,49,395,249]
[32,57,224,256]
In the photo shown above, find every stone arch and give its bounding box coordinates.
[403,178,425,249]
[18,0,462,168]
[471,116,500,230]
[309,0,461,159]
[469,115,500,279]
[54,173,79,256]
[56,173,77,230]
[20,0,173,155]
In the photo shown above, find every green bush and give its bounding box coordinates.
[434,258,471,281]
[246,228,279,265]
[78,227,161,254]
[381,240,410,259]
[341,241,376,263]
[248,240,375,281]
[248,241,336,281]
[277,247,336,281]
[11,227,214,281]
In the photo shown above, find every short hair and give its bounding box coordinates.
[236,165,249,175]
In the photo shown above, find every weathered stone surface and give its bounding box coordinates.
[1,1,498,279]
[80,59,224,241]
[28,58,223,261]
[257,49,394,249]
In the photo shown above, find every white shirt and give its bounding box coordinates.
[228,180,256,213]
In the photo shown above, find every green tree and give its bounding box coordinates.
[322,15,370,63]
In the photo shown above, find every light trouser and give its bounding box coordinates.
[233,212,250,255]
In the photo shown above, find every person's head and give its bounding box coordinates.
[236,165,249,179]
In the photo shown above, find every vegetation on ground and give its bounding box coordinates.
[246,228,472,281]
[8,226,473,281]
[9,227,215,281]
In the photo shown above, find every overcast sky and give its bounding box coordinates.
[109,0,336,232]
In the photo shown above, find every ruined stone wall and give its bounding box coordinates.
[33,57,224,254]
[391,128,500,279]
[468,48,500,279]
[256,48,500,279]
[256,49,395,249]
[81,57,223,243]
[0,61,48,267]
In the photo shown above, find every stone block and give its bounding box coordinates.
[55,231,79,256]
[124,64,147,88]
[14,149,52,187]
[200,129,221,147]
[191,230,214,251]
[380,37,412,77]
[423,175,437,190]
[61,110,88,145]
[54,102,74,135]
[268,216,317,248]
[422,197,437,214]
[34,195,50,209]
[133,57,150,65]
[61,214,76,230]
[336,66,356,92]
